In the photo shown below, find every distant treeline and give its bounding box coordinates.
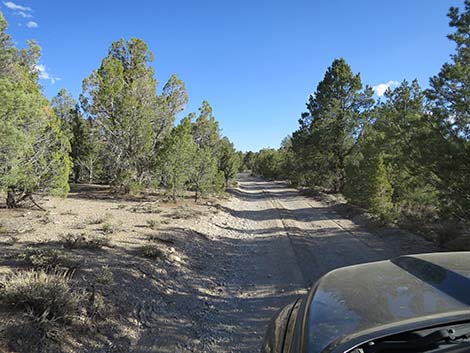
[245,2,470,231]
[0,12,242,207]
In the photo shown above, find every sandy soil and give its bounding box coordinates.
[0,174,439,353]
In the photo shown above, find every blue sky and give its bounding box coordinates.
[0,0,464,151]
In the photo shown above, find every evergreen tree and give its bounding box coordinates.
[81,38,158,191]
[217,137,240,186]
[424,0,470,219]
[159,118,197,201]
[155,74,188,145]
[0,13,71,207]
[193,101,220,149]
[190,147,224,202]
[293,58,374,191]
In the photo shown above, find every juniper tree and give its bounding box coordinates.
[0,13,71,207]
[81,38,158,191]
[158,118,197,201]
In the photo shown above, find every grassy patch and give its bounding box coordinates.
[60,232,110,249]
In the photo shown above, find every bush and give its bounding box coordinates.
[139,245,163,259]
[19,247,78,270]
[101,222,115,234]
[61,232,110,249]
[87,214,109,225]
[146,219,160,229]
[434,221,463,246]
[171,206,205,220]
[0,270,85,325]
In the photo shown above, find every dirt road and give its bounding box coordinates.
[138,173,438,353]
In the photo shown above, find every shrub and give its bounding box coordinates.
[130,204,161,214]
[20,247,77,270]
[61,232,110,249]
[146,219,160,230]
[171,206,205,220]
[96,265,114,286]
[101,222,115,234]
[87,214,109,225]
[0,270,85,325]
[139,245,163,259]
[147,233,175,245]
[434,221,463,246]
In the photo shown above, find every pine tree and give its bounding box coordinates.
[424,0,470,219]
[293,58,374,191]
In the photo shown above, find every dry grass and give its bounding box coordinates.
[0,269,84,322]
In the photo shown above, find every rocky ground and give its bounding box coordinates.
[0,174,439,352]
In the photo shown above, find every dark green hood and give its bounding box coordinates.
[304,252,470,353]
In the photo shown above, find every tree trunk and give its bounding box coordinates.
[195,188,198,203]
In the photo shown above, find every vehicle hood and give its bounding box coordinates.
[305,252,470,353]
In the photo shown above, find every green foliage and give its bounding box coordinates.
[156,74,189,143]
[193,100,220,148]
[254,1,470,229]
[81,38,158,191]
[159,117,197,201]
[60,232,110,249]
[218,137,241,186]
[243,151,256,171]
[291,58,374,191]
[139,244,163,259]
[253,148,283,179]
[423,0,470,220]
[52,89,100,183]
[190,147,224,201]
[19,247,78,270]
[0,15,71,206]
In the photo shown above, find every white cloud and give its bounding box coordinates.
[372,80,399,97]
[18,10,32,18]
[26,20,38,28]
[2,1,31,12]
[35,64,61,84]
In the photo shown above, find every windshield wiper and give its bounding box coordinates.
[365,323,470,353]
